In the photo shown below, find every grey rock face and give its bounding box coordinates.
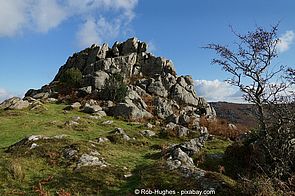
[147,77,168,97]
[93,71,109,90]
[121,37,139,55]
[125,88,147,110]
[153,97,174,119]
[111,41,120,56]
[170,84,199,107]
[140,56,165,77]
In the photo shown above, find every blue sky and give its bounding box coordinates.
[0,0,295,102]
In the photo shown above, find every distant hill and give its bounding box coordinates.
[210,102,257,128]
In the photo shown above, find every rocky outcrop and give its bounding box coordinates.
[163,129,209,178]
[21,37,215,124]
[0,97,29,110]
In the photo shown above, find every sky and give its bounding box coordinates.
[0,0,295,102]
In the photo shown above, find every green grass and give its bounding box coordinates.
[0,103,236,195]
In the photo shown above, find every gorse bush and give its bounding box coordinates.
[59,67,82,88]
[100,73,128,102]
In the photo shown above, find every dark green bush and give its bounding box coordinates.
[100,73,128,102]
[59,67,82,88]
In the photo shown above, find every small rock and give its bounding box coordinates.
[146,123,155,129]
[72,116,81,122]
[63,110,69,114]
[79,86,92,95]
[90,150,100,156]
[175,126,190,137]
[139,130,156,137]
[97,137,110,143]
[87,115,101,120]
[47,98,58,103]
[110,128,131,141]
[30,143,38,149]
[166,122,177,130]
[65,120,79,126]
[228,123,237,130]
[102,120,113,125]
[53,134,67,139]
[28,135,45,141]
[77,154,107,168]
[71,102,82,109]
[63,148,78,159]
[124,173,133,178]
[95,110,107,117]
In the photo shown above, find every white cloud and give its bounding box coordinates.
[0,0,29,37]
[194,79,244,103]
[30,0,68,32]
[0,0,138,47]
[277,30,295,53]
[0,88,14,103]
[77,16,122,48]
[77,18,102,47]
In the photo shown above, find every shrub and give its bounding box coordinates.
[142,95,154,114]
[59,67,82,88]
[100,73,128,102]
[236,175,287,196]
[7,160,25,181]
[200,117,248,140]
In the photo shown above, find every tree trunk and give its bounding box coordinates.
[257,103,266,136]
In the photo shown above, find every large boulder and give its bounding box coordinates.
[82,103,103,114]
[165,145,206,179]
[170,83,199,106]
[0,97,30,110]
[110,102,152,121]
[0,97,21,109]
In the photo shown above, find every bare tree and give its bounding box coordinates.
[206,25,295,179]
[205,24,287,136]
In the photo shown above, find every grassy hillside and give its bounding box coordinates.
[0,103,235,195]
